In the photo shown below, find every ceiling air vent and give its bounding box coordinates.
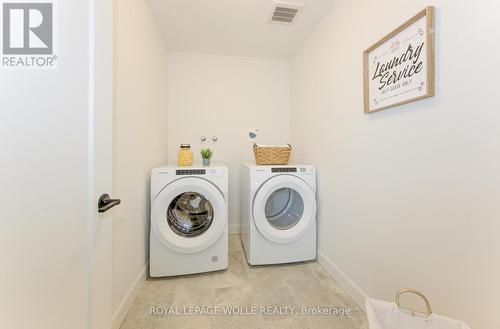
[270,2,303,24]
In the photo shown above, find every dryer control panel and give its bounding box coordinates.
[270,167,311,175]
[271,167,297,173]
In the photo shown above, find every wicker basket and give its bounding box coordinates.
[253,144,292,165]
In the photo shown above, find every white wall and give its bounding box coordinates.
[290,1,500,329]
[112,0,169,322]
[167,52,290,232]
[0,1,91,328]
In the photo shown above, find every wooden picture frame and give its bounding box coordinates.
[363,7,435,114]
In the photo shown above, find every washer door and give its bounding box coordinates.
[152,177,227,254]
[252,175,316,244]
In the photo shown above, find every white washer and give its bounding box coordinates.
[241,163,317,265]
[150,164,228,277]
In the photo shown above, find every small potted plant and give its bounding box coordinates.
[200,148,213,166]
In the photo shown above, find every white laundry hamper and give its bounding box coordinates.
[366,289,471,329]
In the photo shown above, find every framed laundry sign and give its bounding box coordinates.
[363,7,435,114]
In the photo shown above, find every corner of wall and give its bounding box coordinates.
[111,264,148,329]
[317,250,368,311]
[112,0,169,325]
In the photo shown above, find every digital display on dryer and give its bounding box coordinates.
[271,167,297,173]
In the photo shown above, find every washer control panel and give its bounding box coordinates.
[176,169,206,176]
[207,168,221,176]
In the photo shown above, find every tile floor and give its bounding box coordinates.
[120,235,368,329]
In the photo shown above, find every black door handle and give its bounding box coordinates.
[98,194,121,213]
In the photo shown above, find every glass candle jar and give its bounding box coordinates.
[177,144,193,166]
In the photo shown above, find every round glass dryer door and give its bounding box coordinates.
[253,175,316,244]
[265,188,304,230]
[167,192,214,237]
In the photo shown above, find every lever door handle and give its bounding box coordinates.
[98,194,121,213]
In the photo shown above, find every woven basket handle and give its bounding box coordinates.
[395,289,433,317]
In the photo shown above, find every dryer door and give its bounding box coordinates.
[252,175,316,244]
[152,177,227,254]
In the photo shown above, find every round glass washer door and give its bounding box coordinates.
[151,177,227,254]
[167,192,214,237]
[253,175,316,244]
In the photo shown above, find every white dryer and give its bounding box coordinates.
[241,163,316,265]
[150,165,228,277]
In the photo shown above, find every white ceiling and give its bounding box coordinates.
[147,0,335,59]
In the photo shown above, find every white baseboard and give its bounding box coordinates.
[317,250,368,312]
[229,224,241,235]
[111,263,148,329]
